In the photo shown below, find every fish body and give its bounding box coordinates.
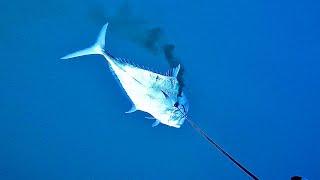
[62,23,261,180]
[62,23,188,128]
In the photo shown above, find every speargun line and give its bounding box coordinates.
[186,118,259,180]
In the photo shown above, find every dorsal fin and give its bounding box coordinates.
[172,64,180,77]
[165,64,181,77]
[116,58,152,71]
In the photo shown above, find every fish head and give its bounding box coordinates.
[165,92,189,128]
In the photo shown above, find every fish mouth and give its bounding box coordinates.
[177,118,186,128]
[169,119,184,128]
[169,109,187,128]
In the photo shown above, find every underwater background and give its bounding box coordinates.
[1,0,319,179]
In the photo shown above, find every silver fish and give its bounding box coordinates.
[62,23,260,180]
[62,23,189,128]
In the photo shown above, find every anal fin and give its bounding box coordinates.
[125,106,137,114]
[152,120,160,127]
[145,116,155,120]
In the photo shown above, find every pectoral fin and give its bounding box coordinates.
[152,120,160,127]
[125,106,137,113]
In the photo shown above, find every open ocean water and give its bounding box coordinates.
[1,0,319,179]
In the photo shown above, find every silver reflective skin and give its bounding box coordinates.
[167,93,189,128]
[61,23,188,128]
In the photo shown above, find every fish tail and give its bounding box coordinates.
[61,23,108,60]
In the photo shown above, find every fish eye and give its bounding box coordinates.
[174,102,179,107]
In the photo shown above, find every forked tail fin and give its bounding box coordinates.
[186,118,259,180]
[61,23,109,60]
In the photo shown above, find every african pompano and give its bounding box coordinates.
[62,23,189,128]
[62,23,260,180]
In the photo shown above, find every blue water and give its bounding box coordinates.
[1,0,319,179]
